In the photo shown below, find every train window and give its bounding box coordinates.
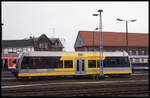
[130,58,134,63]
[32,58,36,66]
[21,57,30,69]
[39,58,49,68]
[64,60,73,68]
[55,60,63,68]
[144,58,148,63]
[39,57,62,69]
[103,57,130,67]
[97,60,105,68]
[88,60,96,68]
[135,58,139,62]
[21,56,62,69]
[82,60,85,71]
[12,59,17,64]
[141,58,144,62]
[119,57,130,67]
[111,58,116,65]
[116,58,121,64]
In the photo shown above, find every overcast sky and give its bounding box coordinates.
[1,1,149,51]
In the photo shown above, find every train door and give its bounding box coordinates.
[3,59,9,71]
[75,58,86,75]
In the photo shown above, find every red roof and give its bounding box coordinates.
[79,31,148,47]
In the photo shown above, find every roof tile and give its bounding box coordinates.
[79,31,148,47]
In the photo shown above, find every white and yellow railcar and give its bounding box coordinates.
[14,51,132,78]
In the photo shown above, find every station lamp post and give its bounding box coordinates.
[93,9,104,78]
[117,18,136,54]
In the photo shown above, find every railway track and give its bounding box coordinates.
[1,72,148,83]
[2,79,148,97]
[2,74,149,96]
[2,70,149,97]
[2,69,148,81]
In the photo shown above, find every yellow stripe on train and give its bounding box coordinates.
[18,70,132,77]
[18,72,75,77]
[86,70,132,75]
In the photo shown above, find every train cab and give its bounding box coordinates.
[2,53,19,71]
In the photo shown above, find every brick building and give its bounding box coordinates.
[74,31,148,56]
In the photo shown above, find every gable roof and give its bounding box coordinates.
[74,31,148,48]
[33,34,63,48]
[50,38,64,48]
[37,34,50,42]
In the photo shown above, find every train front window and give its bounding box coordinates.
[21,57,30,69]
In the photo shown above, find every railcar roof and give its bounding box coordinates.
[21,51,129,57]
[129,55,148,58]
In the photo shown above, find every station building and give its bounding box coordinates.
[2,34,64,53]
[74,31,148,56]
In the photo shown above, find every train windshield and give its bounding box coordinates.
[16,53,23,70]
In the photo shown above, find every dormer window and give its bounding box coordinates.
[39,42,48,49]
[39,43,42,48]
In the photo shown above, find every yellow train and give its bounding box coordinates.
[13,51,132,78]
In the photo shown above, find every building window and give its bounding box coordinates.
[142,50,144,55]
[28,47,31,51]
[13,48,17,52]
[39,42,48,49]
[23,48,26,52]
[27,48,30,52]
[132,50,135,55]
[17,48,22,52]
[129,50,132,55]
[39,43,42,48]
[44,42,48,49]
[145,50,148,55]
[8,48,12,52]
[4,48,8,53]
[32,47,34,51]
[136,51,138,55]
